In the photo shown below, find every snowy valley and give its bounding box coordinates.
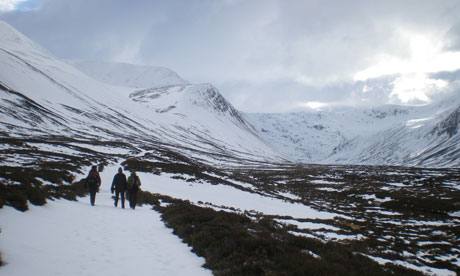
[1,20,460,276]
[71,56,460,168]
[245,99,460,167]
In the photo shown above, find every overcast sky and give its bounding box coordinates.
[1,0,460,112]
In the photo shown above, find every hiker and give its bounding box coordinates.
[127,171,141,209]
[84,165,101,206]
[111,167,127,208]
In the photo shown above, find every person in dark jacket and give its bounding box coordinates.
[85,165,101,206]
[127,171,141,210]
[111,167,127,208]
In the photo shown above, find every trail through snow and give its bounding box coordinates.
[0,165,211,276]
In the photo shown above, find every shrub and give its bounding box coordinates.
[381,196,458,215]
[23,184,47,206]
[0,179,89,211]
[0,183,29,211]
[136,189,160,206]
[157,199,422,276]
[47,179,88,201]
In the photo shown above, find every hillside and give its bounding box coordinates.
[0,20,284,167]
[245,96,460,167]
[75,57,460,168]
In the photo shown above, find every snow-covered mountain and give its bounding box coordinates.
[245,95,460,167]
[0,20,284,166]
[71,58,460,168]
[1,19,459,168]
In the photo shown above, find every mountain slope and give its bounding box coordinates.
[0,20,284,166]
[245,97,460,167]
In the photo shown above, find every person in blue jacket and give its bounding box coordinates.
[111,167,127,208]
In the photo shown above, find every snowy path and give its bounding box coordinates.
[0,183,211,276]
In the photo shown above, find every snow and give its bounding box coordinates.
[137,171,339,220]
[276,191,302,200]
[0,20,284,166]
[360,194,377,200]
[372,210,403,216]
[27,143,85,156]
[244,95,460,167]
[373,196,392,203]
[67,143,132,155]
[362,254,457,276]
[1,20,460,275]
[0,165,211,276]
[417,240,451,246]
[320,232,366,241]
[288,231,318,240]
[303,250,321,259]
[310,179,342,185]
[0,162,343,275]
[450,211,460,217]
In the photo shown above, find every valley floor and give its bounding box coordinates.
[1,162,459,276]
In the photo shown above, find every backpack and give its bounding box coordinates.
[127,176,133,190]
[87,171,98,187]
[128,175,139,191]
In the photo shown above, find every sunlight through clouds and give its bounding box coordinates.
[389,73,448,104]
[353,29,460,106]
[297,101,329,111]
[354,32,460,81]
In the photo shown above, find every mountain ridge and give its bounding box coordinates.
[245,96,460,167]
[1,19,459,168]
[70,58,460,168]
[0,20,285,166]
